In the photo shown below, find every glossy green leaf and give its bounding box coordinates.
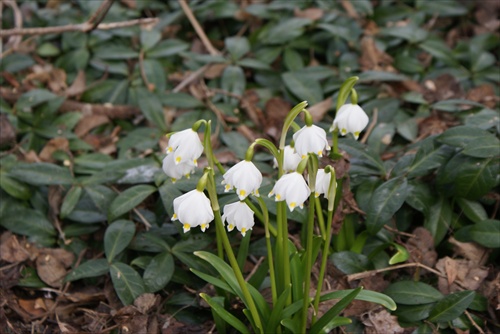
[310,287,361,334]
[321,289,397,311]
[282,71,323,105]
[438,126,497,149]
[108,185,156,221]
[225,36,250,60]
[470,219,500,248]
[221,66,246,104]
[0,207,56,239]
[60,186,82,219]
[161,92,204,109]
[261,18,311,44]
[200,293,250,334]
[141,59,167,92]
[330,251,372,274]
[365,177,409,234]
[384,281,443,305]
[416,0,467,16]
[424,196,452,245]
[428,290,475,322]
[146,39,189,58]
[109,262,146,306]
[379,24,428,43]
[65,259,109,282]
[15,89,59,111]
[419,39,459,66]
[456,198,488,224]
[388,243,409,265]
[8,163,74,186]
[130,231,170,253]
[237,58,272,70]
[462,136,500,158]
[395,303,435,323]
[0,173,32,200]
[133,87,166,132]
[104,220,136,262]
[159,182,183,217]
[144,252,174,292]
[140,29,161,51]
[407,137,454,178]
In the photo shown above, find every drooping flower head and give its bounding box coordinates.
[314,169,332,198]
[292,125,330,159]
[166,129,204,165]
[172,189,214,233]
[222,160,262,200]
[330,103,369,140]
[222,201,255,236]
[162,153,196,183]
[269,172,311,211]
[273,145,301,173]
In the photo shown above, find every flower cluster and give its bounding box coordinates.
[163,129,204,182]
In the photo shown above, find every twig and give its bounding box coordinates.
[360,107,378,144]
[245,256,265,282]
[383,224,416,238]
[178,0,220,56]
[139,49,154,91]
[464,310,485,334]
[85,0,115,32]
[2,0,22,49]
[0,17,159,37]
[172,64,210,93]
[346,262,446,282]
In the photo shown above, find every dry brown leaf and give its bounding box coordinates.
[445,257,458,286]
[18,299,46,317]
[36,252,70,288]
[203,63,227,79]
[449,236,489,265]
[406,227,438,270]
[294,7,324,20]
[340,0,359,19]
[65,70,86,98]
[39,137,69,162]
[466,84,498,109]
[0,232,38,263]
[264,97,291,141]
[359,36,394,72]
[361,308,405,334]
[75,114,110,137]
[134,293,158,314]
[0,113,16,146]
[308,97,332,122]
[436,257,489,294]
[242,89,265,128]
[423,74,464,103]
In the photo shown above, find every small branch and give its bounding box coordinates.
[85,0,115,32]
[0,17,158,37]
[178,0,220,56]
[139,49,154,91]
[346,262,446,282]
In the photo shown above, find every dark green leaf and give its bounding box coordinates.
[140,29,161,51]
[8,163,74,186]
[0,173,32,200]
[146,39,189,58]
[221,66,246,104]
[358,71,408,82]
[141,59,167,92]
[456,198,488,224]
[462,136,500,158]
[365,177,409,234]
[407,137,454,178]
[65,259,109,282]
[60,186,82,219]
[130,231,170,253]
[384,281,443,305]
[108,185,156,221]
[93,45,138,60]
[470,219,500,248]
[419,39,459,66]
[261,18,311,44]
[424,196,452,245]
[225,36,250,60]
[144,252,174,292]
[394,303,435,323]
[282,71,323,105]
[15,89,59,111]
[438,126,497,149]
[133,87,166,132]
[428,290,475,322]
[237,58,272,70]
[320,290,396,311]
[161,93,204,109]
[416,0,467,16]
[109,262,146,306]
[0,207,56,239]
[379,24,428,43]
[330,251,372,274]
[200,294,251,334]
[159,182,183,217]
[104,220,136,262]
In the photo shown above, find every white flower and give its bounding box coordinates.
[172,189,214,233]
[292,125,330,159]
[330,103,369,140]
[162,153,196,182]
[222,202,254,236]
[314,169,332,198]
[274,145,301,173]
[222,160,262,200]
[166,129,204,165]
[269,172,311,211]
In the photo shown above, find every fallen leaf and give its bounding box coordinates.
[361,308,405,334]
[294,7,324,20]
[359,36,394,72]
[75,114,110,137]
[0,232,36,263]
[18,299,46,317]
[39,137,69,162]
[436,256,489,294]
[449,236,489,266]
[0,114,16,146]
[308,97,332,122]
[203,63,227,79]
[134,293,158,314]
[406,227,438,271]
[264,97,291,141]
[466,84,497,109]
[65,70,86,98]
[36,252,69,288]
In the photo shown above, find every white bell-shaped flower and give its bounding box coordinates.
[222,201,254,236]
[330,103,369,140]
[166,129,204,165]
[162,153,196,183]
[292,125,330,159]
[273,145,302,173]
[222,160,262,200]
[314,169,332,198]
[269,172,311,211]
[172,189,214,233]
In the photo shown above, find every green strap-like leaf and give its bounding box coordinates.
[200,293,251,334]
[320,289,397,311]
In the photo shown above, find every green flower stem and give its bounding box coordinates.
[257,196,277,306]
[332,128,340,155]
[204,169,223,259]
[279,201,291,306]
[332,77,359,155]
[207,173,263,333]
[311,208,334,325]
[300,192,316,333]
[245,198,277,237]
[314,198,326,240]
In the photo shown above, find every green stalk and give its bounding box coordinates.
[207,173,263,333]
[257,196,277,306]
[245,198,277,237]
[279,200,291,305]
[315,198,326,240]
[332,77,359,155]
[300,192,316,333]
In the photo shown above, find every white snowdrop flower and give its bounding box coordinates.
[166,129,204,165]
[269,172,311,211]
[292,125,330,159]
[162,153,196,183]
[222,201,255,236]
[273,145,302,173]
[330,103,369,140]
[314,169,332,198]
[222,160,262,200]
[172,189,214,233]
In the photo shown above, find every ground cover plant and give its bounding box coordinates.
[0,0,499,333]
